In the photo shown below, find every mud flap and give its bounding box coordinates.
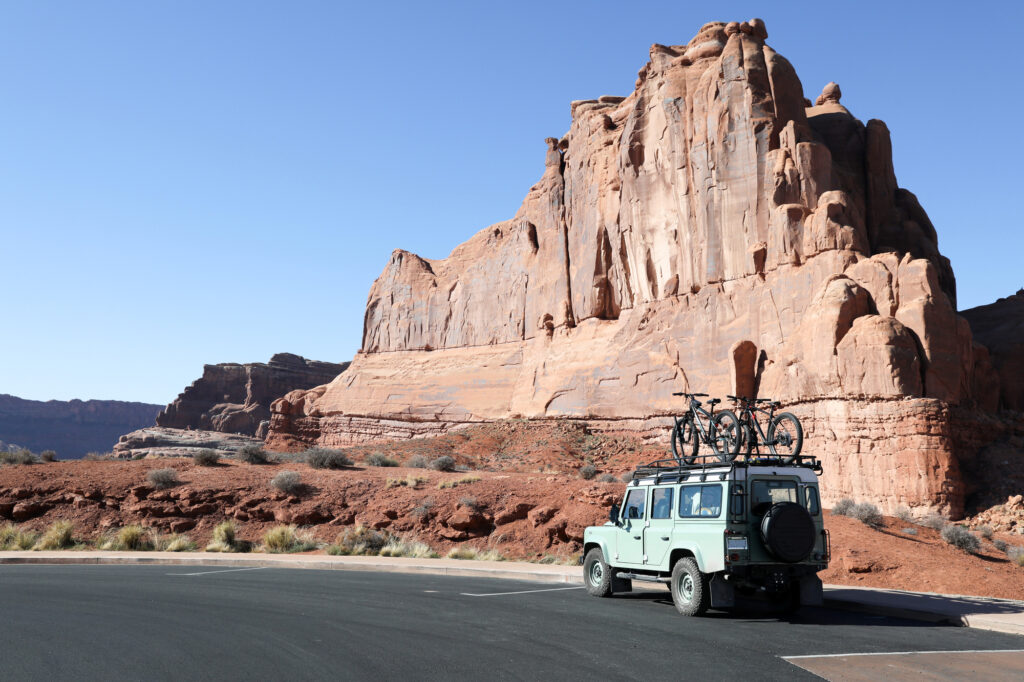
[709,573,735,608]
[798,575,823,606]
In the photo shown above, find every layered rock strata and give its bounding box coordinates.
[113,427,264,459]
[269,20,1018,516]
[157,353,347,437]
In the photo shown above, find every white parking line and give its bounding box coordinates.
[782,649,1024,660]
[461,586,585,597]
[167,567,269,577]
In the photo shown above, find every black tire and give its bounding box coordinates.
[670,414,698,465]
[669,557,710,616]
[767,412,803,462]
[712,410,743,461]
[583,548,613,597]
[740,417,755,458]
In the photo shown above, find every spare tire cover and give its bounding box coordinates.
[760,501,815,563]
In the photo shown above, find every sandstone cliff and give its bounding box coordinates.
[157,353,348,437]
[268,20,1019,516]
[962,290,1024,412]
[0,394,161,459]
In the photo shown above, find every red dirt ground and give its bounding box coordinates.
[1,421,1022,599]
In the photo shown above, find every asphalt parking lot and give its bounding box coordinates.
[1,565,1021,680]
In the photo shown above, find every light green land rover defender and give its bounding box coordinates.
[582,454,830,616]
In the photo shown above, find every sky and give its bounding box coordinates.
[1,1,1022,405]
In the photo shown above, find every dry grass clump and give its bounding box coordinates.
[446,546,505,561]
[327,526,391,556]
[598,473,618,483]
[437,475,480,489]
[239,444,269,464]
[270,470,303,495]
[365,452,399,467]
[262,525,319,553]
[306,448,352,469]
[941,525,980,554]
[386,475,428,489]
[429,455,456,472]
[620,471,634,482]
[34,521,76,550]
[146,468,180,490]
[161,534,197,552]
[40,450,57,462]
[379,535,438,558]
[579,464,598,480]
[0,523,38,550]
[99,525,155,551]
[193,449,220,466]
[206,520,248,553]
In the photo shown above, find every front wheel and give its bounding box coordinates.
[767,412,803,462]
[669,558,710,616]
[712,410,743,462]
[583,548,613,598]
[671,414,698,465]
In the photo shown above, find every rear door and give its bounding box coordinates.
[644,486,674,568]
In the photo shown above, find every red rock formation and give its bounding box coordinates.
[961,290,1024,412]
[157,353,347,437]
[268,20,1019,516]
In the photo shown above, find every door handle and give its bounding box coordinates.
[660,536,670,541]
[633,535,641,540]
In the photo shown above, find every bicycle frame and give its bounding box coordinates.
[736,400,779,452]
[687,398,718,443]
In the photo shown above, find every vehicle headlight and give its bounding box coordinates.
[726,537,748,551]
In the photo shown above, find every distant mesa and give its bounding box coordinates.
[0,394,161,459]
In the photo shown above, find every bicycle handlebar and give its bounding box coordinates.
[671,392,684,396]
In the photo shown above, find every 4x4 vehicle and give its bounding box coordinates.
[582,452,829,616]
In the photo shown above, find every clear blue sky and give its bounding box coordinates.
[2,1,1021,404]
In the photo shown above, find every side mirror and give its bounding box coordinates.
[608,504,620,524]
[628,507,640,519]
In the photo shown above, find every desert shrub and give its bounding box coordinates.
[941,525,980,553]
[270,471,303,495]
[327,526,391,556]
[193,449,220,466]
[262,525,318,553]
[993,539,1008,553]
[206,520,246,553]
[146,468,180,490]
[239,444,269,464]
[40,450,57,462]
[459,496,481,511]
[34,521,75,550]
[305,448,352,470]
[620,471,634,482]
[410,498,434,519]
[901,527,918,536]
[99,525,154,551]
[894,506,914,523]
[0,523,38,550]
[976,525,994,540]
[579,464,598,480]
[82,452,103,461]
[1,449,36,465]
[598,473,617,483]
[1008,546,1024,567]
[851,502,882,527]
[429,455,456,472]
[162,534,197,552]
[919,512,948,530]
[378,535,438,558]
[366,452,398,468]
[831,498,856,516]
[406,455,429,469]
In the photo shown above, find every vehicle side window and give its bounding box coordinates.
[679,485,722,518]
[699,485,722,517]
[651,487,673,519]
[804,486,820,516]
[623,488,646,520]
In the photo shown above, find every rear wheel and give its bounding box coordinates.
[669,558,710,616]
[671,414,698,465]
[583,548,613,598]
[767,412,803,462]
[712,410,743,461]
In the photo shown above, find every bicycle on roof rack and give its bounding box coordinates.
[669,392,742,465]
[727,395,804,463]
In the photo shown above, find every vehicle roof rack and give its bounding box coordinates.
[631,452,823,484]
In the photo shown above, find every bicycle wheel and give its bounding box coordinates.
[712,410,743,462]
[767,412,803,462]
[671,414,698,465]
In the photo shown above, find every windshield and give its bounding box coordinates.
[751,479,797,516]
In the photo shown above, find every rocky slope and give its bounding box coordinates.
[267,19,1022,518]
[0,394,161,459]
[157,353,347,438]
